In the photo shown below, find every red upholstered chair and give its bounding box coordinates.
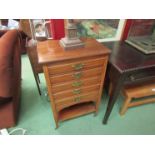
[0,30,21,129]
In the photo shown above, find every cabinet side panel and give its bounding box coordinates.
[95,56,109,112]
[43,66,59,128]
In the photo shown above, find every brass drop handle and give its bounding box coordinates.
[72,63,84,70]
[130,75,135,81]
[73,72,82,79]
[72,81,83,87]
[74,97,82,102]
[73,89,81,95]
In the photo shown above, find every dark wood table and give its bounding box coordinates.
[102,41,155,124]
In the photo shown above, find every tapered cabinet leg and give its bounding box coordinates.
[94,99,100,116]
[55,121,59,129]
[34,73,42,95]
[103,70,125,124]
[37,74,41,83]
[120,97,131,115]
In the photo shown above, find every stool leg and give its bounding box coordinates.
[120,97,131,115]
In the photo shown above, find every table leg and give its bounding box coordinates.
[102,74,125,124]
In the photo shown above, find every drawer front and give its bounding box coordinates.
[53,84,100,101]
[125,69,155,84]
[126,84,155,98]
[48,57,105,75]
[50,67,102,84]
[55,91,98,111]
[51,76,101,93]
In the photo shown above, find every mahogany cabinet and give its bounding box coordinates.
[37,38,110,128]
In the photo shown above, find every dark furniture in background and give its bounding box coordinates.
[102,41,155,124]
[20,19,52,95]
[26,39,43,95]
[0,30,22,129]
[20,19,44,95]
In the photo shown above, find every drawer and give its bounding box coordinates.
[51,76,101,93]
[125,69,155,84]
[50,67,102,84]
[55,91,98,111]
[48,57,105,75]
[53,84,100,101]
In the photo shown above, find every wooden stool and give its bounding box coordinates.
[120,82,155,115]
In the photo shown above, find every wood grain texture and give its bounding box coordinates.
[53,84,100,101]
[59,102,96,121]
[50,67,103,84]
[43,66,59,128]
[37,38,110,64]
[51,76,101,93]
[55,91,98,111]
[48,57,105,75]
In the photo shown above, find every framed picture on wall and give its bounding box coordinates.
[68,19,126,42]
[29,19,52,40]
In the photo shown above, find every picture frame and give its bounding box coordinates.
[29,19,52,40]
[67,19,126,42]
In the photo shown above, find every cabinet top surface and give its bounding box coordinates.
[103,41,155,72]
[37,38,110,64]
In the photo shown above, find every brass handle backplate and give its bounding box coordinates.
[73,72,82,79]
[73,89,81,95]
[74,97,82,102]
[72,81,83,87]
[72,63,84,70]
[130,75,135,81]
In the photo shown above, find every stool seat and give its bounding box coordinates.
[120,82,155,115]
[124,83,155,98]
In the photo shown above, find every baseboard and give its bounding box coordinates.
[0,128,9,135]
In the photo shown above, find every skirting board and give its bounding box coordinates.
[0,128,9,135]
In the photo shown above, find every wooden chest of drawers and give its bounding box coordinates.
[37,38,110,128]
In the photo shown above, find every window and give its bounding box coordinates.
[0,19,19,30]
